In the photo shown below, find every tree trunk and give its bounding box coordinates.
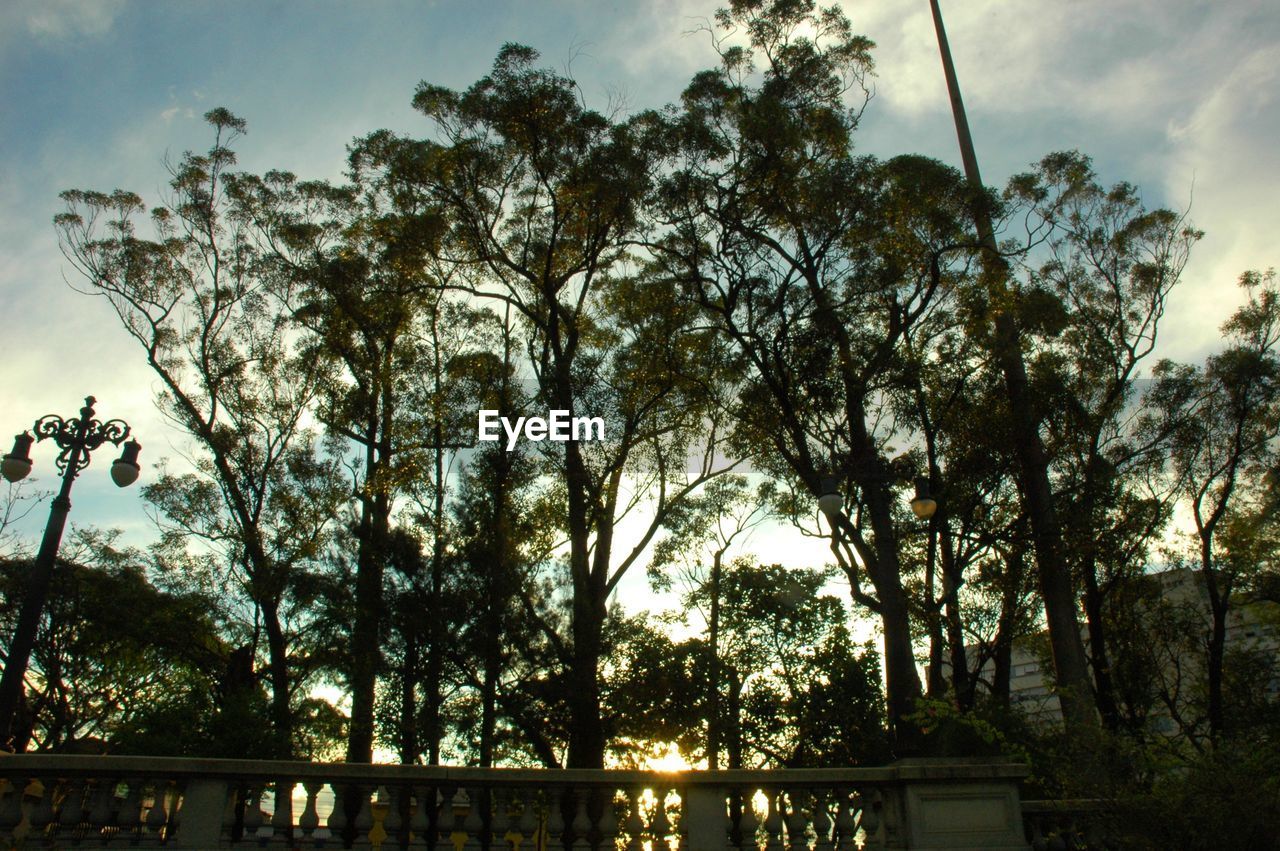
[347,485,389,764]
[562,378,608,768]
[726,669,743,769]
[261,598,293,759]
[399,624,418,764]
[854,431,924,755]
[1081,564,1121,730]
[1202,538,1230,744]
[990,543,1027,707]
[480,450,511,768]
[925,522,947,699]
[424,439,447,766]
[567,585,607,768]
[995,314,1097,731]
[707,550,724,769]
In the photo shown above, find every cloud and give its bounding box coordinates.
[1158,42,1280,360]
[6,0,126,41]
[833,0,1280,363]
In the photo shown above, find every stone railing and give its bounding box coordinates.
[0,755,1031,849]
[1020,799,1115,850]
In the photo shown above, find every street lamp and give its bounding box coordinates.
[0,396,141,749]
[816,474,938,523]
[910,477,938,520]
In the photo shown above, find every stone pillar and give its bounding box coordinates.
[170,778,230,849]
[883,759,1028,850]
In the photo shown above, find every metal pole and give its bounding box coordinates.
[928,0,998,250]
[927,0,1100,731]
[0,405,91,749]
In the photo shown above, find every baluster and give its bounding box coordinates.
[102,778,128,844]
[490,788,511,850]
[381,784,405,848]
[597,787,620,851]
[459,787,483,850]
[759,789,782,851]
[145,778,174,844]
[117,777,146,841]
[57,776,87,843]
[87,776,121,843]
[514,790,540,851]
[411,784,431,849]
[265,778,293,846]
[327,782,350,844]
[0,777,26,846]
[1047,817,1069,851]
[28,776,56,840]
[674,788,691,851]
[219,782,241,844]
[830,789,854,851]
[433,785,455,851]
[351,784,374,849]
[785,789,808,851]
[407,785,431,850]
[546,787,567,848]
[242,784,266,843]
[298,781,322,843]
[856,790,882,851]
[811,789,834,851]
[568,787,592,851]
[7,778,38,846]
[23,772,55,844]
[650,787,673,851]
[1024,811,1043,851]
[738,787,761,851]
[624,788,645,851]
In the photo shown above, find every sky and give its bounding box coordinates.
[1,0,1278,596]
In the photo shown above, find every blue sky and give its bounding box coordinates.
[2,0,1278,562]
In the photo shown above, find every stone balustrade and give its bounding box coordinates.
[0,755,1031,850]
[1020,800,1114,850]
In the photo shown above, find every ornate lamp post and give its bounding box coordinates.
[0,396,141,749]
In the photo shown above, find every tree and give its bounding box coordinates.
[701,561,888,767]
[656,0,978,751]
[647,474,770,768]
[0,530,274,757]
[1006,152,1199,728]
[228,149,494,764]
[55,109,342,758]
[365,44,736,767]
[1159,270,1280,743]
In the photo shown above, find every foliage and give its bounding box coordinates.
[0,536,272,757]
[34,6,1280,827]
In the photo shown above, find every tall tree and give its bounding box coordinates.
[56,109,340,758]
[1159,270,1280,743]
[648,475,770,767]
[1007,152,1199,728]
[364,44,735,767]
[227,154,483,763]
[656,0,977,751]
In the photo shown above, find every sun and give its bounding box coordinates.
[640,741,697,772]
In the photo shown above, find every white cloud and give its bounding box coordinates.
[7,0,126,41]
[1159,42,1280,360]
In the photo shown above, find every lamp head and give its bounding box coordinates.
[910,477,937,520]
[110,439,142,488]
[817,476,843,519]
[2,432,34,483]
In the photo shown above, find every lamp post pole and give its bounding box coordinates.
[0,396,141,749]
[927,0,1100,732]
